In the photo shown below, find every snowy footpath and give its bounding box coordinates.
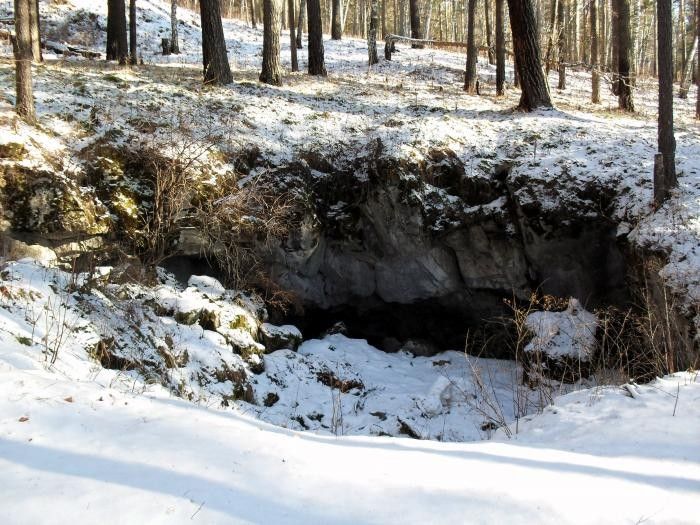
[0,353,698,524]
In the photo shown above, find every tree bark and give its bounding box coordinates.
[171,0,180,53]
[591,0,601,102]
[696,0,700,118]
[495,0,505,95]
[107,0,128,64]
[260,0,283,84]
[544,0,559,75]
[296,0,306,48]
[332,0,342,38]
[288,0,299,70]
[464,0,478,93]
[507,0,552,110]
[484,0,495,64]
[200,0,233,85]
[14,0,35,123]
[307,0,327,75]
[250,0,258,28]
[616,0,634,110]
[129,0,137,65]
[368,0,379,64]
[557,0,566,89]
[611,0,620,94]
[678,36,698,97]
[656,0,676,203]
[28,0,41,62]
[409,0,423,47]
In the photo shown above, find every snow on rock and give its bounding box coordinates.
[258,323,303,352]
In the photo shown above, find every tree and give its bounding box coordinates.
[307,0,327,75]
[484,0,495,64]
[332,0,342,39]
[200,0,233,85]
[13,0,35,123]
[249,0,258,29]
[590,0,600,102]
[615,0,634,111]
[171,0,180,54]
[29,0,41,62]
[106,0,128,64]
[654,0,676,203]
[544,0,559,76]
[296,0,306,48]
[507,0,552,110]
[368,0,379,65]
[696,0,699,118]
[288,0,298,71]
[129,0,137,65]
[678,36,697,98]
[409,0,423,48]
[464,0,478,93]
[495,0,505,95]
[260,0,283,84]
[557,0,566,90]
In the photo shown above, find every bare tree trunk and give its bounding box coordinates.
[260,0,283,84]
[409,0,423,47]
[332,0,342,38]
[107,0,128,64]
[696,0,700,118]
[679,36,698,97]
[307,0,327,74]
[129,0,137,65]
[611,0,620,94]
[424,0,433,39]
[200,0,233,85]
[655,0,676,203]
[28,0,41,62]
[381,0,386,38]
[296,0,306,47]
[591,0,601,102]
[250,0,258,28]
[616,0,634,110]
[507,0,552,110]
[464,0,478,92]
[14,0,35,123]
[171,0,180,53]
[368,0,379,64]
[544,0,559,75]
[495,0,505,94]
[485,0,495,64]
[557,0,566,89]
[288,0,299,70]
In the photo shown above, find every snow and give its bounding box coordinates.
[525,299,598,359]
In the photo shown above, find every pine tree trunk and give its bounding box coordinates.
[424,0,433,39]
[678,36,698,97]
[611,0,620,94]
[14,0,35,123]
[696,0,700,118]
[332,0,342,38]
[495,0,505,95]
[591,0,601,102]
[507,0,552,110]
[656,0,676,203]
[171,0,180,53]
[368,0,379,64]
[250,0,258,28]
[464,0,478,92]
[106,0,128,64]
[557,0,566,89]
[544,0,559,76]
[485,0,495,64]
[288,0,299,70]
[28,0,41,62]
[260,0,283,84]
[409,0,423,47]
[129,0,137,65]
[382,0,386,38]
[307,0,327,74]
[200,0,233,85]
[296,0,306,48]
[616,0,634,110]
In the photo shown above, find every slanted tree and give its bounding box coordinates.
[129,0,137,65]
[200,0,233,85]
[464,0,478,93]
[307,0,327,75]
[678,36,697,98]
[655,0,676,203]
[14,0,35,123]
[170,0,180,54]
[615,0,634,111]
[296,0,306,48]
[106,0,128,64]
[495,0,505,95]
[368,0,379,65]
[288,0,298,71]
[590,0,600,102]
[332,0,342,39]
[507,0,552,110]
[409,0,423,48]
[29,0,41,62]
[260,0,283,84]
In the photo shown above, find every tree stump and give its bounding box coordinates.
[162,38,171,56]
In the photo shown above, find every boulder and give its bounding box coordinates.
[259,323,303,352]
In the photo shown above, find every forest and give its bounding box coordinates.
[0,0,698,523]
